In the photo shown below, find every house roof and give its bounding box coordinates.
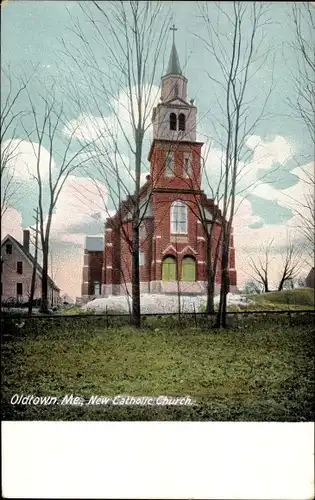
[85,236,104,252]
[1,234,60,291]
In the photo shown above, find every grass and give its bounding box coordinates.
[2,314,314,421]
[248,288,314,308]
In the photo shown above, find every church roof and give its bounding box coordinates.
[166,42,182,75]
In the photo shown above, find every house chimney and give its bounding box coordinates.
[23,230,30,253]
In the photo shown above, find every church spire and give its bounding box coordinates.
[166,25,182,75]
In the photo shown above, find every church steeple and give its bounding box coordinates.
[166,25,182,75]
[151,24,198,143]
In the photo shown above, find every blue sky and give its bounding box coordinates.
[1,1,313,296]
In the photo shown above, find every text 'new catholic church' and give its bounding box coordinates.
[81,33,237,299]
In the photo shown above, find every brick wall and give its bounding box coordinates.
[102,138,237,291]
[81,249,103,296]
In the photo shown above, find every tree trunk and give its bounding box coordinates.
[206,267,215,315]
[206,238,215,314]
[278,279,285,292]
[131,224,141,327]
[216,231,229,328]
[41,244,49,313]
[28,254,37,316]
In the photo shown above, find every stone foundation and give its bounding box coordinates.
[101,281,234,297]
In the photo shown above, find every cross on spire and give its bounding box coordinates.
[170,24,177,45]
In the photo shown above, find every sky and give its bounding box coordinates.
[1,1,313,298]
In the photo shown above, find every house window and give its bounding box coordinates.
[171,200,188,234]
[16,283,23,296]
[184,154,191,177]
[178,113,185,131]
[17,261,23,274]
[6,244,12,254]
[170,113,177,131]
[139,251,145,266]
[165,152,174,177]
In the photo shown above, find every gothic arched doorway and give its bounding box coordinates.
[162,256,177,281]
[181,256,196,281]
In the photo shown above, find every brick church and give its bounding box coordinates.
[81,35,237,300]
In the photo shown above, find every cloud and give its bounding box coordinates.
[1,207,23,239]
[64,84,160,150]
[49,175,108,245]
[233,194,311,289]
[1,139,55,181]
[64,114,115,143]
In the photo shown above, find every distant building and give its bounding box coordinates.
[80,236,104,302]
[60,293,74,304]
[1,230,60,305]
[306,267,315,289]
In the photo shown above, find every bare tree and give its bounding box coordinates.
[198,1,275,327]
[248,237,302,293]
[0,65,34,220]
[248,238,274,293]
[58,1,171,326]
[277,239,302,291]
[290,2,315,145]
[28,207,39,316]
[22,90,98,312]
[288,3,315,265]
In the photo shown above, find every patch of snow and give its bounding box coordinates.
[83,293,253,314]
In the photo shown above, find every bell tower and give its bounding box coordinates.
[149,25,203,192]
[152,25,197,143]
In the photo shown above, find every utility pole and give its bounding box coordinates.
[28,207,39,316]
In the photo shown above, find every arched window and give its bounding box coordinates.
[181,256,196,282]
[171,200,187,234]
[170,112,177,131]
[178,113,185,131]
[162,256,177,282]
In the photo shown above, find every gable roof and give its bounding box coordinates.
[1,234,60,291]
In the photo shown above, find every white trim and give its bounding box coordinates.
[162,244,198,256]
[197,220,202,224]
[197,236,205,240]
[106,266,113,269]
[155,235,162,239]
[105,228,112,232]
[155,260,162,263]
[179,245,197,255]
[162,244,177,255]
[197,261,206,264]
[106,243,113,247]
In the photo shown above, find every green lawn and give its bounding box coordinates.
[246,288,315,310]
[2,315,314,421]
